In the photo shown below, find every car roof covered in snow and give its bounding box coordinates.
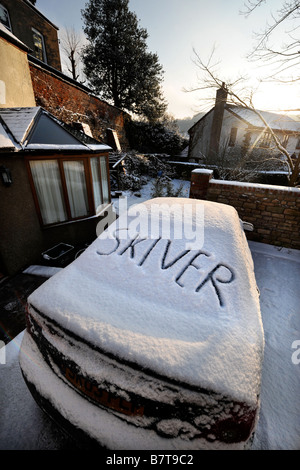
[28,198,264,405]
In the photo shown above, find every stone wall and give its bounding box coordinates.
[190,169,300,250]
[29,59,130,149]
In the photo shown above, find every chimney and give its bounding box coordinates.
[208,82,228,160]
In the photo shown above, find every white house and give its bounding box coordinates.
[188,85,300,170]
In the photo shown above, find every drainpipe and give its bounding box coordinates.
[208,82,228,160]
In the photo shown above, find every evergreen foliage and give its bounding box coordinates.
[81,0,167,121]
[126,120,188,156]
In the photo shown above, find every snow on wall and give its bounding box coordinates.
[190,170,300,250]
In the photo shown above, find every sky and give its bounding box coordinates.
[35,0,299,119]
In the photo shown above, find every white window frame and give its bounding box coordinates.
[0,3,12,32]
[258,131,272,149]
[32,27,47,63]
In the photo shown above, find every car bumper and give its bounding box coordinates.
[19,310,258,450]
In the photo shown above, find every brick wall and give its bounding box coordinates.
[190,169,300,250]
[29,60,130,149]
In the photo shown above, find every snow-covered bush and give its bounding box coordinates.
[111,151,177,191]
[150,177,185,198]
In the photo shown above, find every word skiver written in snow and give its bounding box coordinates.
[96,232,235,308]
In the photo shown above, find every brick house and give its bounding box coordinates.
[0,0,130,147]
[188,84,300,172]
[0,0,61,70]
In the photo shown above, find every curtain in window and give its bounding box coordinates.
[100,157,110,204]
[63,161,89,218]
[90,157,103,212]
[29,160,67,225]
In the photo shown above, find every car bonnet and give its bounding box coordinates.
[27,198,264,406]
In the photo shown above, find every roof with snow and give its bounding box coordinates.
[188,104,300,134]
[0,107,112,153]
[227,105,300,132]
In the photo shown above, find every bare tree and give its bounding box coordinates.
[60,27,85,82]
[242,1,300,93]
[187,48,300,186]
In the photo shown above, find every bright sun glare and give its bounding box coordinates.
[253,82,299,115]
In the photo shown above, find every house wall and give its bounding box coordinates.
[188,110,213,162]
[286,135,299,155]
[0,153,113,276]
[189,110,246,163]
[243,128,299,156]
[219,111,245,157]
[0,35,36,107]
[189,106,300,168]
[29,60,130,149]
[0,155,43,275]
[190,169,300,250]
[1,0,61,70]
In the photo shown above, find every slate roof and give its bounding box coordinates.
[0,107,112,153]
[0,121,16,150]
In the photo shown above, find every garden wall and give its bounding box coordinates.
[190,169,300,250]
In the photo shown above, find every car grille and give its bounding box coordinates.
[26,304,257,444]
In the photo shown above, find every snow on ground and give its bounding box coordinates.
[111,178,191,215]
[249,242,300,450]
[0,243,299,450]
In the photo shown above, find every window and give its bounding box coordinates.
[228,127,237,147]
[28,155,110,226]
[63,160,89,219]
[32,28,47,63]
[0,4,12,32]
[90,157,110,213]
[258,131,272,148]
[281,134,289,148]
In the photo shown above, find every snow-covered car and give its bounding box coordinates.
[19,198,264,450]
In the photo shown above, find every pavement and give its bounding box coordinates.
[0,272,47,345]
[0,241,91,345]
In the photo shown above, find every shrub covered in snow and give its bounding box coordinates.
[150,177,185,198]
[110,151,178,191]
